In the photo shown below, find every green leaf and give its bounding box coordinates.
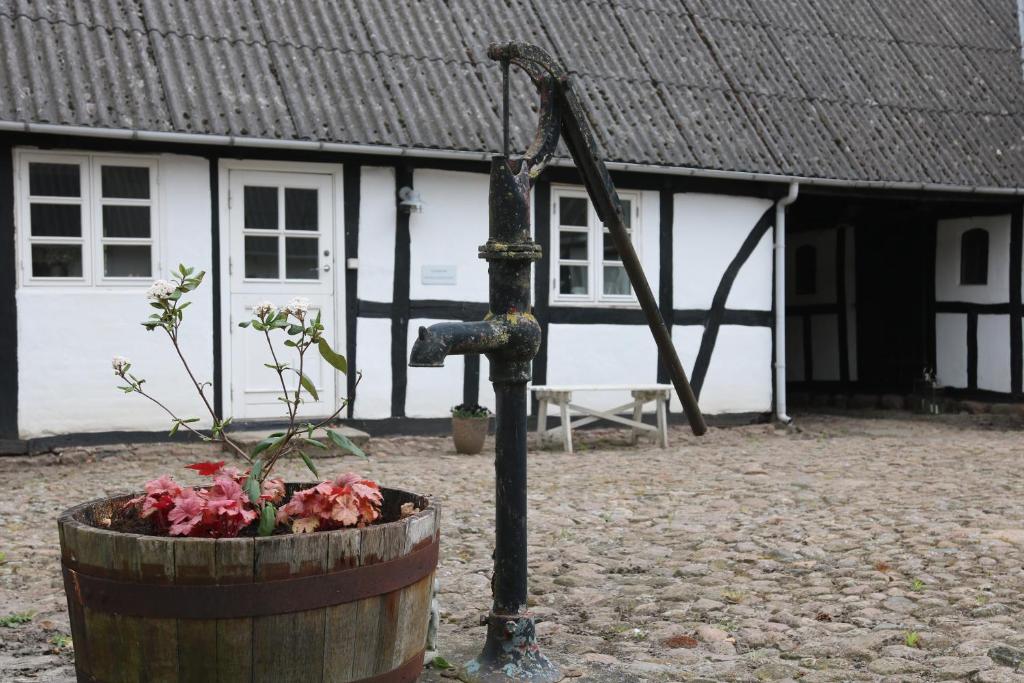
[287,324,304,336]
[283,339,297,347]
[303,437,327,450]
[258,503,276,537]
[318,339,348,374]
[431,656,453,670]
[298,450,319,478]
[243,458,263,504]
[251,435,283,457]
[168,420,180,436]
[326,429,366,459]
[298,373,319,401]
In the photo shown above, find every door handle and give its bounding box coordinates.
[322,264,331,272]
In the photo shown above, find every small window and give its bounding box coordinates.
[794,244,817,295]
[18,153,158,285]
[242,184,321,281]
[960,228,988,285]
[553,189,640,304]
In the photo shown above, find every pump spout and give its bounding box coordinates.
[409,320,506,367]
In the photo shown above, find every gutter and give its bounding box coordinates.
[1,120,1022,196]
[774,182,799,425]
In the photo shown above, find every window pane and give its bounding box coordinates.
[285,237,318,279]
[559,265,588,295]
[29,163,80,197]
[603,265,631,295]
[102,166,150,199]
[559,231,588,260]
[559,197,587,226]
[619,199,632,229]
[244,186,278,230]
[103,205,151,238]
[104,245,151,277]
[603,232,622,262]
[30,203,81,237]
[285,188,318,231]
[31,244,82,277]
[245,236,278,278]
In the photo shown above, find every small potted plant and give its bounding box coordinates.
[58,266,439,682]
[450,403,492,454]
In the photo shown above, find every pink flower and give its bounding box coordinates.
[167,488,206,536]
[277,473,382,532]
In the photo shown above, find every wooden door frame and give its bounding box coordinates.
[217,159,346,420]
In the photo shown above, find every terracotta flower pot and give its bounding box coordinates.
[452,415,489,454]
[58,486,439,682]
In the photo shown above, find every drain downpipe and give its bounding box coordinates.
[774,182,800,424]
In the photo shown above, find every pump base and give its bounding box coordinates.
[458,613,562,683]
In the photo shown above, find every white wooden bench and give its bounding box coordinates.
[531,384,672,454]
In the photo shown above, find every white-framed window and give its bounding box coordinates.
[17,151,159,285]
[551,187,640,305]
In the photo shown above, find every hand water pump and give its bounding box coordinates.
[409,42,707,682]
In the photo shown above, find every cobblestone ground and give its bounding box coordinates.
[4,412,1024,682]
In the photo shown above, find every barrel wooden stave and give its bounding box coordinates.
[59,488,438,683]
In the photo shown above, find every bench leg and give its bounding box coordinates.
[536,397,548,448]
[630,398,643,445]
[559,400,573,454]
[656,395,669,448]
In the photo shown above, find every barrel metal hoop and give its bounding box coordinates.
[355,649,426,683]
[62,533,439,619]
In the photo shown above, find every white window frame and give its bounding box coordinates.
[550,186,641,307]
[16,150,160,287]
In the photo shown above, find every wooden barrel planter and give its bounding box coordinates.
[58,487,439,683]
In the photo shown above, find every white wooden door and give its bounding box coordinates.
[228,170,338,419]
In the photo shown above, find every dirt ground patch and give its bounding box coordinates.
[4,412,1024,681]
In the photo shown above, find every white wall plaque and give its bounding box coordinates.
[421,265,457,286]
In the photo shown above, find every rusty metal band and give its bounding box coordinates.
[61,534,438,619]
[356,649,426,683]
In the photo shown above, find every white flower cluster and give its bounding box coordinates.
[253,301,277,318]
[112,356,131,375]
[146,279,177,301]
[284,297,311,317]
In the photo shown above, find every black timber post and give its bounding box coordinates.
[531,178,551,417]
[1010,204,1022,396]
[0,143,16,439]
[208,156,223,417]
[344,163,361,417]
[836,225,850,386]
[391,165,413,417]
[657,187,673,386]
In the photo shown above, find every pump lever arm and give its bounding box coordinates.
[488,42,707,436]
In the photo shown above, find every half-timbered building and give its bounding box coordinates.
[1,0,1023,447]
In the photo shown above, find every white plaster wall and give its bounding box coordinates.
[409,170,490,303]
[638,190,660,295]
[17,154,213,437]
[544,324,659,413]
[935,215,1010,304]
[978,314,1011,393]
[810,314,840,381]
[785,316,805,381]
[787,228,838,306]
[935,313,968,388]
[674,193,774,309]
[669,325,772,414]
[357,166,397,303]
[352,317,392,419]
[727,229,773,310]
[405,318,464,417]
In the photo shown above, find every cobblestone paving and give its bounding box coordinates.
[4,413,1024,682]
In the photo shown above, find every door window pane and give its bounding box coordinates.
[244,186,278,230]
[30,204,81,237]
[32,244,82,277]
[285,188,318,231]
[29,163,80,197]
[104,245,152,277]
[101,166,150,199]
[559,230,588,260]
[102,205,151,238]
[559,265,588,295]
[603,265,630,295]
[245,236,279,278]
[285,237,318,279]
[559,197,587,226]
